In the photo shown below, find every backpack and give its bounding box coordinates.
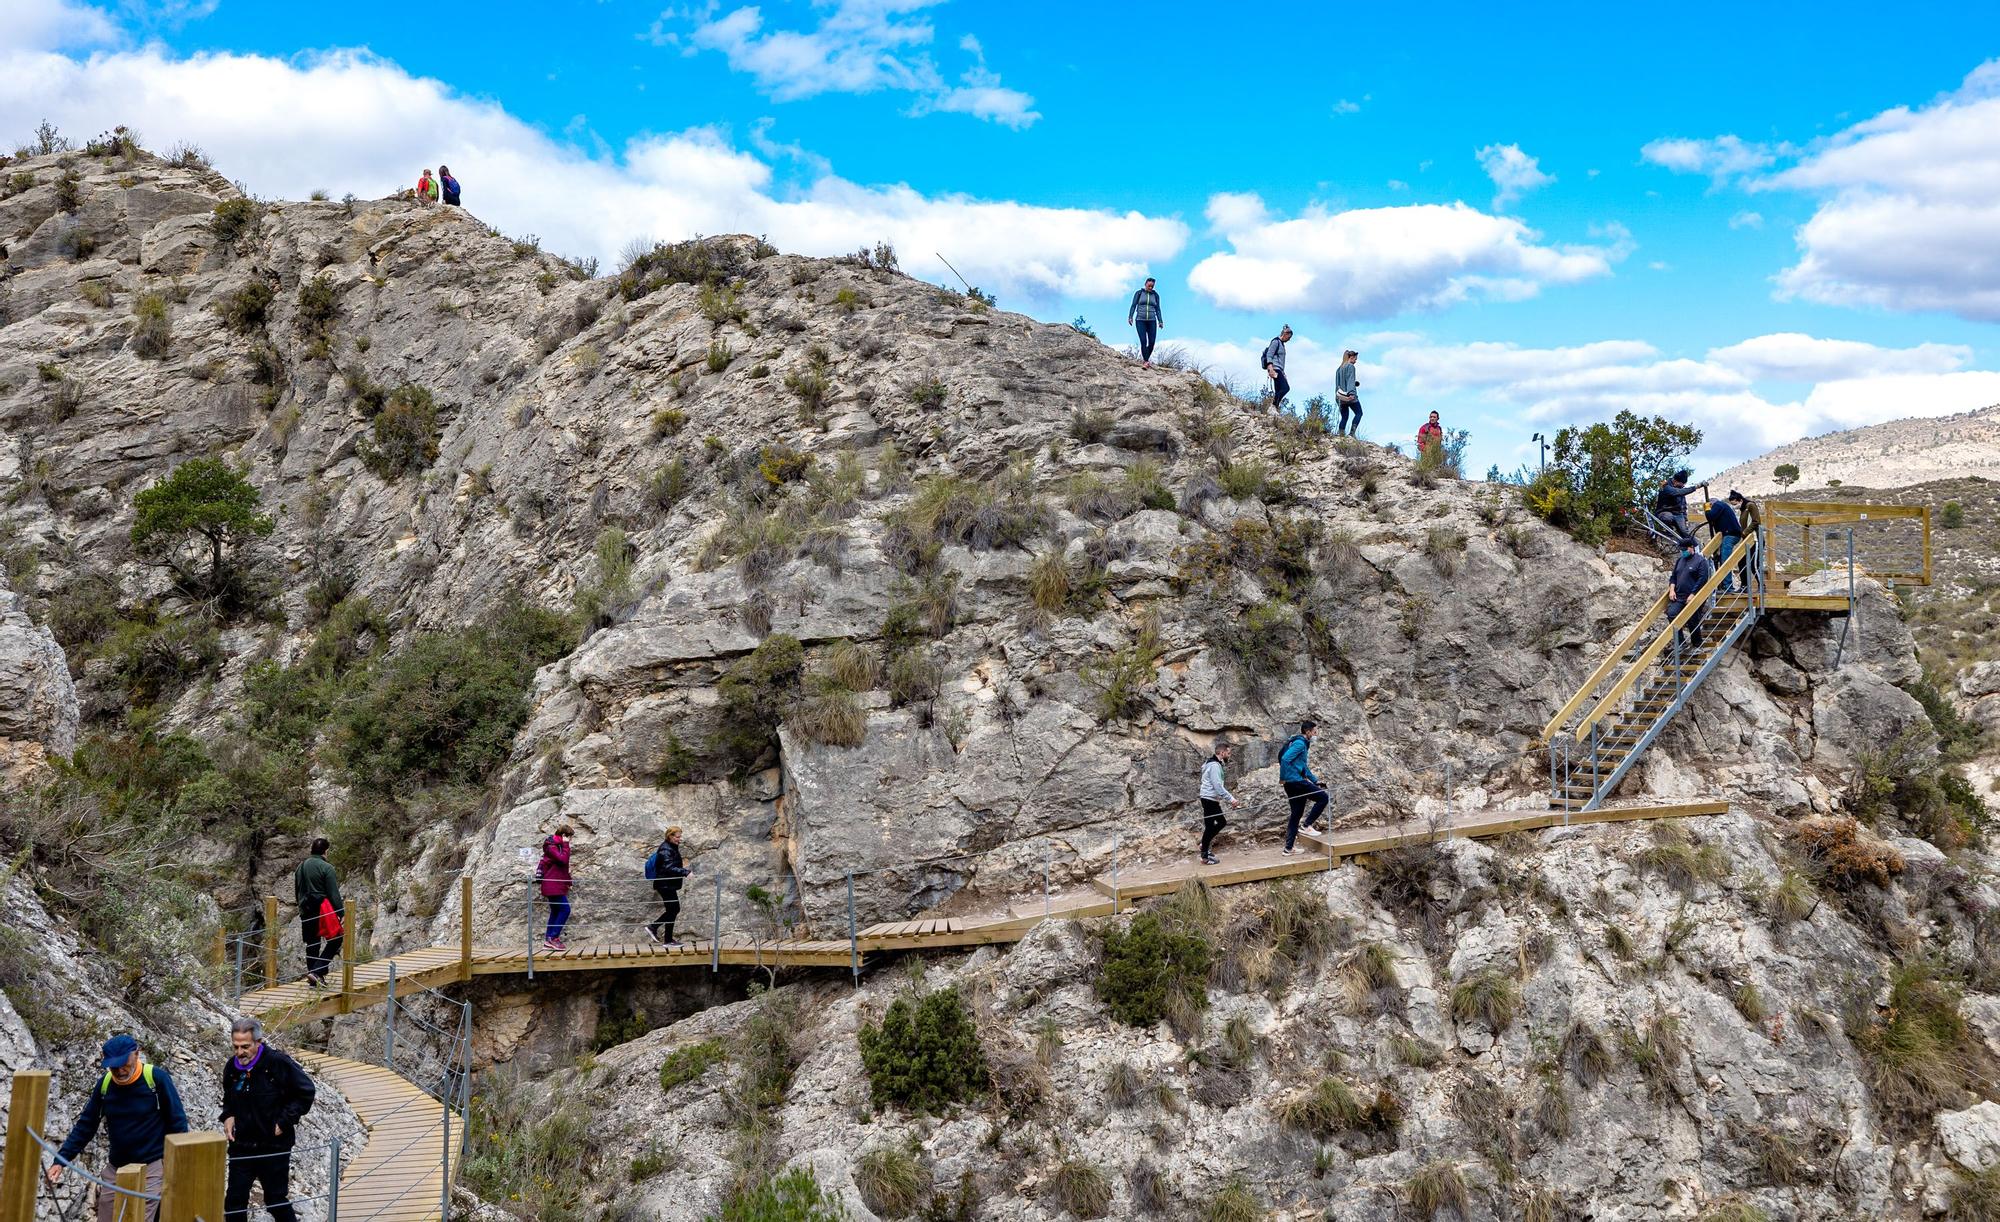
[100,1062,169,1122]
[1653,483,1679,514]
[1282,734,1307,764]
[644,846,663,881]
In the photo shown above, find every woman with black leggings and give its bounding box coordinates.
[1198,743,1241,865]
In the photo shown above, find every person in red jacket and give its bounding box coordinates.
[1416,411,1444,456]
[415,168,438,205]
[536,825,573,951]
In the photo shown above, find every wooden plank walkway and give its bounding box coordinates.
[238,799,1728,1021]
[295,1051,444,1222]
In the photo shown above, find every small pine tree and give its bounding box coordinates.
[856,986,988,1113]
[129,457,273,599]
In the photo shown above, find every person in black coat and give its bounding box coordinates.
[221,1018,316,1222]
[646,827,691,947]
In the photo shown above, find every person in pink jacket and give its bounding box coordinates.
[536,825,573,951]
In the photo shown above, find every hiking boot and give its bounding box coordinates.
[1200,853,1219,866]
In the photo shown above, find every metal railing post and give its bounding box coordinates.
[232,937,244,1004]
[440,1102,452,1218]
[846,873,859,986]
[525,890,535,981]
[710,873,722,972]
[384,962,397,1070]
[327,1136,341,1221]
[1111,835,1121,913]
[1042,842,1051,917]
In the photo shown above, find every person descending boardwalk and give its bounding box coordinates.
[48,1035,189,1222]
[294,838,342,989]
[1668,537,1715,651]
[1653,470,1706,547]
[1127,277,1163,366]
[645,826,691,946]
[1705,495,1744,594]
[415,168,439,205]
[538,824,574,951]
[1262,326,1294,410]
[221,1018,316,1222]
[1197,743,1241,865]
[1335,350,1363,435]
[1416,410,1443,456]
[1728,489,1761,576]
[1280,720,1329,854]
[438,164,461,207]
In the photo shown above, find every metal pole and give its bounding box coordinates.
[440,1101,452,1219]
[711,873,722,972]
[327,1136,340,1221]
[384,962,397,1070]
[1042,843,1050,917]
[1848,528,1858,658]
[1111,835,1121,913]
[846,873,859,987]
[525,889,535,981]
[232,937,243,1004]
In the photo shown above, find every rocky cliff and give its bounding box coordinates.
[2,144,1996,1220]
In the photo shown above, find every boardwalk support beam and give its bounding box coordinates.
[0,1070,49,1222]
[159,1132,225,1222]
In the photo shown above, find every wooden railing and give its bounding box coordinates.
[1761,499,1931,588]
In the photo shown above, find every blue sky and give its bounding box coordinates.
[9,0,2000,477]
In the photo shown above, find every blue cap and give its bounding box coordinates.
[101,1034,137,1070]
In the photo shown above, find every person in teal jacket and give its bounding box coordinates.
[1280,720,1328,853]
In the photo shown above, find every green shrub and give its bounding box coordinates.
[1125,458,1175,511]
[1279,1076,1402,1140]
[1405,1160,1469,1220]
[885,648,942,708]
[1082,616,1164,722]
[358,384,440,480]
[707,339,735,373]
[881,472,1050,574]
[130,292,171,359]
[857,986,988,1113]
[461,1073,595,1222]
[1525,411,1700,543]
[1208,599,1298,678]
[1636,822,1732,892]
[296,274,340,342]
[614,238,749,299]
[210,198,259,245]
[1941,500,1965,528]
[53,170,82,213]
[1847,963,1994,1130]
[758,444,814,487]
[909,377,948,411]
[1217,459,1269,501]
[1949,1167,2000,1221]
[216,279,274,332]
[331,598,576,799]
[106,612,222,704]
[715,634,805,774]
[647,458,691,515]
[660,1039,729,1091]
[1201,1177,1261,1222]
[784,362,833,424]
[856,1146,928,1217]
[652,407,688,438]
[712,1168,847,1222]
[1068,406,1113,445]
[1097,908,1213,1032]
[699,281,747,325]
[1450,967,1520,1032]
[628,1140,676,1183]
[130,457,273,604]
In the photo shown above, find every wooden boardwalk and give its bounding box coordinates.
[240,799,1728,1022]
[295,1051,445,1222]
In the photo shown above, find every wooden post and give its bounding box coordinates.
[158,1132,225,1222]
[0,1069,49,1222]
[262,894,279,987]
[208,927,225,969]
[340,901,356,999]
[112,1164,147,1222]
[460,873,474,982]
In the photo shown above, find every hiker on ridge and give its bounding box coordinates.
[438,164,461,207]
[1128,277,1163,366]
[294,838,343,990]
[1280,720,1329,855]
[1667,537,1715,652]
[646,826,691,947]
[1653,470,1706,547]
[537,824,574,952]
[1263,326,1293,410]
[1705,495,1744,594]
[1416,410,1444,456]
[415,168,438,205]
[48,1034,190,1222]
[1335,350,1363,435]
[1198,742,1241,866]
[221,1017,316,1222]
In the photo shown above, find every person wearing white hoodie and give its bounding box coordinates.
[1198,742,1241,865]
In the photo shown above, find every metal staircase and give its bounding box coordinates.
[1541,536,1764,812]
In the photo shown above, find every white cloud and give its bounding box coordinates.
[1640,134,1777,183]
[1186,195,1617,321]
[1375,333,2000,464]
[1705,332,1968,381]
[1332,97,1362,116]
[1764,58,2000,320]
[1727,209,1764,229]
[677,0,1039,128]
[0,44,1176,300]
[1475,143,1553,210]
[0,0,115,50]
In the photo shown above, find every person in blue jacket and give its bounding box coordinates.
[48,1034,190,1222]
[1279,720,1328,854]
[1703,496,1744,593]
[1668,538,1715,651]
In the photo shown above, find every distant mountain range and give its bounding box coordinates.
[1713,402,2000,495]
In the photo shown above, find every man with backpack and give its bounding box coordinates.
[645,826,691,947]
[221,1017,316,1222]
[295,838,342,989]
[1262,325,1294,410]
[1653,470,1706,548]
[1127,277,1163,366]
[1279,720,1329,854]
[1704,495,1744,594]
[47,1034,190,1221]
[1668,537,1716,652]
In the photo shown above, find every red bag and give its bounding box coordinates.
[318,897,343,941]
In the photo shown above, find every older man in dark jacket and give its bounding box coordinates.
[221,1017,316,1222]
[1668,539,1715,651]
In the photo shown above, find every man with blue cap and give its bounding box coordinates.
[47,1034,189,1221]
